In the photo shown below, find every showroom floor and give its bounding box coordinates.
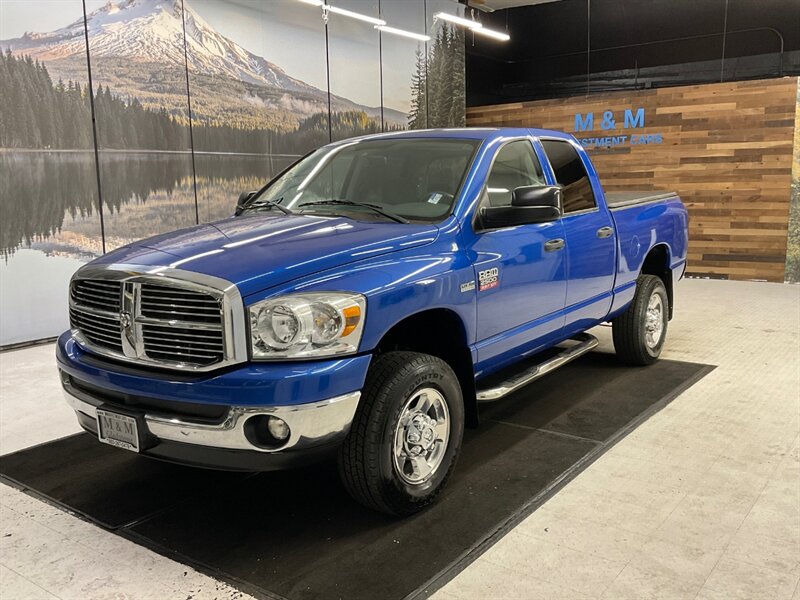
[0,278,798,600]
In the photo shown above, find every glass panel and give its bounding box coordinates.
[542,140,596,212]
[486,141,544,207]
[327,0,384,141]
[84,0,197,250]
[0,0,102,345]
[425,0,466,127]
[379,1,426,130]
[186,0,328,222]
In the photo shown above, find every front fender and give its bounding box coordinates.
[241,233,477,354]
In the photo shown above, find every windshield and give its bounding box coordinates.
[245,138,480,223]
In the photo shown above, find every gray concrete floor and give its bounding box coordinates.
[1,278,798,599]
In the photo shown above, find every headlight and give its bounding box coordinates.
[248,292,366,359]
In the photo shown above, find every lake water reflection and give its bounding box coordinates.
[0,152,295,345]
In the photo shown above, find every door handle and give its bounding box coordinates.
[596,226,614,239]
[544,238,565,252]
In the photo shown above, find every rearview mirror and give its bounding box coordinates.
[512,185,562,209]
[235,190,257,215]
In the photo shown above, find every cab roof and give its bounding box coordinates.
[330,127,577,145]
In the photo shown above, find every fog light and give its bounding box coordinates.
[267,416,290,441]
[244,415,290,449]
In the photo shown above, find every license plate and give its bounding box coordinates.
[96,409,140,452]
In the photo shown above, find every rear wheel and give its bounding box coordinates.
[338,351,464,516]
[612,274,669,365]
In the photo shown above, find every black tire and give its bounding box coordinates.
[338,351,464,516]
[612,274,669,366]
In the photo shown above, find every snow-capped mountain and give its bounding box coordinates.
[0,0,405,125]
[3,0,317,92]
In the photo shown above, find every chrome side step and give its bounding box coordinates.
[476,333,599,402]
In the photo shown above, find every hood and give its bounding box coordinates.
[93,213,439,297]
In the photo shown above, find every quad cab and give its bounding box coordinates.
[58,128,688,515]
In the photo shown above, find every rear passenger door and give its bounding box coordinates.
[540,139,616,332]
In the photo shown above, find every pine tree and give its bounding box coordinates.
[449,26,466,127]
[0,53,9,147]
[408,47,428,129]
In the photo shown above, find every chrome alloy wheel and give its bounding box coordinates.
[392,387,450,485]
[644,292,664,349]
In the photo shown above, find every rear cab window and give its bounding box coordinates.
[541,140,596,213]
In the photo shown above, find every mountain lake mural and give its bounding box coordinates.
[0,0,467,345]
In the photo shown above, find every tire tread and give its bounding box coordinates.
[338,351,461,515]
[612,274,667,366]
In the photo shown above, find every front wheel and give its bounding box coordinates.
[612,274,669,365]
[338,351,464,516]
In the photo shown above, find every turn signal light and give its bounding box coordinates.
[342,306,361,337]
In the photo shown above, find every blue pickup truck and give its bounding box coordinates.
[58,128,688,515]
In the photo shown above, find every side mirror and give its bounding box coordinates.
[479,185,562,229]
[235,190,257,215]
[512,185,562,208]
[480,205,561,228]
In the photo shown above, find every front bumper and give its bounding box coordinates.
[57,332,369,470]
[62,375,360,470]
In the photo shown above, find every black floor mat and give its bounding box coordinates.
[0,353,712,600]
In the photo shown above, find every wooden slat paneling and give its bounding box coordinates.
[467,78,798,282]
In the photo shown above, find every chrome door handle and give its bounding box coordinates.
[596,226,614,239]
[544,238,565,252]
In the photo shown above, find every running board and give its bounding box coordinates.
[476,333,599,402]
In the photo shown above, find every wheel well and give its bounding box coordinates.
[641,244,674,319]
[375,309,478,428]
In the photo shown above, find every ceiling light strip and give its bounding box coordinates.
[325,4,386,26]
[473,28,510,42]
[433,11,483,30]
[376,25,430,42]
[296,0,433,41]
[433,11,510,42]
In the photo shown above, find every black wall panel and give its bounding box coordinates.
[466,0,800,105]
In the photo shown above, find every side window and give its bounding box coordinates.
[484,140,545,207]
[541,140,596,213]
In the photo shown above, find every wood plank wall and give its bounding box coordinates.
[466,78,799,282]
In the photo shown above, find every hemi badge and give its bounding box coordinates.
[460,281,476,293]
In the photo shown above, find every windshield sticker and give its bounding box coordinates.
[427,192,443,204]
[478,267,499,291]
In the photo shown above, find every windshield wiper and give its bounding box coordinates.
[299,200,409,224]
[243,197,293,216]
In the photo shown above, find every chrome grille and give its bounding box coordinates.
[142,324,224,365]
[71,279,121,313]
[69,280,123,352]
[140,284,222,324]
[67,269,243,372]
[140,282,224,366]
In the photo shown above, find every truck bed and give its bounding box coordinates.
[605,191,678,210]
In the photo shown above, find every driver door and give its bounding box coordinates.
[469,139,568,372]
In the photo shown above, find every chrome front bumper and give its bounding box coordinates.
[63,386,361,454]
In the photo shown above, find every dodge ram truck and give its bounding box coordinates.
[58,128,688,515]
